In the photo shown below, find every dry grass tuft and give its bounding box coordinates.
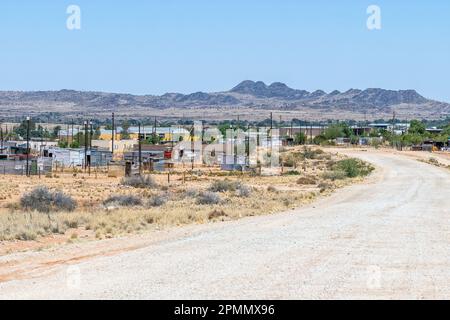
[208,209,227,220]
[296,176,317,185]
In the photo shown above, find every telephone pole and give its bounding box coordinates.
[138,123,142,175]
[190,124,195,170]
[84,121,88,171]
[71,119,74,147]
[111,112,115,157]
[89,121,93,149]
[26,117,30,177]
[270,112,273,130]
[0,127,3,152]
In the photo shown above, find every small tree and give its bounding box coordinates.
[294,132,306,145]
[121,120,130,139]
[408,120,426,135]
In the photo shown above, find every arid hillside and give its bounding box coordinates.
[1,81,449,121]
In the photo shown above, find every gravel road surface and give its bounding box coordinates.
[1,150,450,299]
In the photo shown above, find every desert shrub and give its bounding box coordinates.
[147,195,167,207]
[333,158,374,178]
[302,148,325,160]
[208,179,241,192]
[297,176,317,185]
[284,170,300,176]
[103,195,143,207]
[196,192,221,205]
[281,155,296,167]
[318,182,332,193]
[121,175,158,189]
[208,209,227,220]
[325,160,337,169]
[184,188,198,198]
[53,192,77,212]
[20,186,53,213]
[236,185,252,198]
[209,179,252,197]
[20,186,77,213]
[429,157,439,165]
[322,170,347,181]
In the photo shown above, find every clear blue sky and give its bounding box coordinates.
[1,1,450,101]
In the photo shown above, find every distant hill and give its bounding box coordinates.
[0,81,449,121]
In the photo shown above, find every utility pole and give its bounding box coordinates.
[290,120,293,139]
[66,123,70,146]
[89,121,93,149]
[77,125,80,146]
[71,119,74,147]
[153,116,157,141]
[235,117,239,166]
[111,112,115,157]
[84,121,88,171]
[26,117,30,177]
[0,127,3,152]
[190,124,194,170]
[270,112,273,130]
[138,123,142,175]
[392,111,396,149]
[246,123,250,166]
[142,124,146,142]
[202,120,205,144]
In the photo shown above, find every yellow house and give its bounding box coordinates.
[92,139,136,153]
[99,129,122,141]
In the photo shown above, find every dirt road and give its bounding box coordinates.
[1,150,450,299]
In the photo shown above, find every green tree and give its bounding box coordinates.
[408,120,426,135]
[294,132,306,145]
[52,125,62,138]
[121,120,130,139]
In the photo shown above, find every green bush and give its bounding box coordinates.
[327,158,374,179]
[294,132,307,145]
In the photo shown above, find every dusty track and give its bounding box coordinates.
[1,150,450,299]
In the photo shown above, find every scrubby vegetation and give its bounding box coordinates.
[20,186,77,213]
[297,176,317,185]
[103,195,143,207]
[121,175,158,189]
[323,158,374,180]
[208,179,241,192]
[208,209,227,220]
[147,195,167,207]
[197,191,221,205]
[0,147,375,247]
[293,119,450,148]
[208,179,251,198]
